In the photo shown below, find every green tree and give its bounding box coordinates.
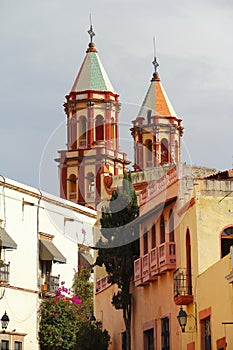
[95,172,139,350]
[76,321,110,350]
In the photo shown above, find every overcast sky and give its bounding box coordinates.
[1,0,233,194]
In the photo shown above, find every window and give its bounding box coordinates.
[201,316,212,350]
[143,229,148,255]
[221,226,233,258]
[86,172,95,199]
[160,215,165,244]
[69,174,76,194]
[168,209,174,242]
[14,342,22,350]
[122,332,126,350]
[144,328,154,350]
[161,138,169,165]
[216,337,226,350]
[70,114,77,150]
[161,317,170,350]
[1,340,9,350]
[145,139,153,166]
[151,224,156,249]
[96,115,104,141]
[186,229,192,295]
[79,116,86,146]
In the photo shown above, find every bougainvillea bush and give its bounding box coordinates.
[39,266,110,350]
[39,282,82,350]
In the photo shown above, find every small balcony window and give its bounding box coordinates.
[174,268,193,305]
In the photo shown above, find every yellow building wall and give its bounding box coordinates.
[195,189,233,274]
[196,251,233,349]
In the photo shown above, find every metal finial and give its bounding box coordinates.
[88,14,95,43]
[152,36,159,72]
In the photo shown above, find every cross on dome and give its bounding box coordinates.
[152,36,159,72]
[88,14,95,43]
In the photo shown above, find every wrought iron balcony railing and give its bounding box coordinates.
[0,263,10,284]
[41,274,60,294]
[174,268,193,305]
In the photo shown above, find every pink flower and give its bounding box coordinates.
[61,281,65,285]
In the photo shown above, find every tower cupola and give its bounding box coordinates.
[131,47,183,170]
[57,25,129,208]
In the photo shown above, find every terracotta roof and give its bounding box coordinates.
[138,72,177,118]
[71,42,115,93]
[205,170,233,180]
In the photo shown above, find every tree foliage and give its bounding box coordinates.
[95,172,139,350]
[72,265,93,320]
[76,321,110,350]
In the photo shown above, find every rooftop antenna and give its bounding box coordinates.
[88,13,95,43]
[152,35,159,72]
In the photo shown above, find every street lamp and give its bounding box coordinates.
[89,313,96,324]
[1,311,9,330]
[177,307,187,333]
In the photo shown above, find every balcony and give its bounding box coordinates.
[134,258,143,286]
[158,242,176,273]
[69,192,76,202]
[95,276,111,293]
[79,139,86,147]
[134,243,176,286]
[174,268,193,305]
[41,274,60,294]
[0,263,10,284]
[150,247,159,277]
[142,254,150,284]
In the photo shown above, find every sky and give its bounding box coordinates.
[0,0,233,195]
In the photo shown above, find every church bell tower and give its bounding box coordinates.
[57,25,129,209]
[131,53,183,171]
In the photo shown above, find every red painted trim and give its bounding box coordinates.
[177,198,196,217]
[187,342,195,350]
[199,307,212,320]
[216,337,226,350]
[115,110,119,150]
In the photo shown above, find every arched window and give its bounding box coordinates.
[96,115,104,141]
[69,174,76,194]
[69,115,77,150]
[143,228,148,255]
[160,215,165,244]
[79,116,86,146]
[111,117,115,143]
[186,229,192,295]
[221,226,233,258]
[145,139,152,167]
[86,172,95,200]
[151,223,156,249]
[169,209,174,242]
[161,138,169,165]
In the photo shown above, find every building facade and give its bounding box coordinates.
[57,27,233,350]
[0,176,96,349]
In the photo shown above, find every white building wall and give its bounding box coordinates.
[0,176,96,350]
